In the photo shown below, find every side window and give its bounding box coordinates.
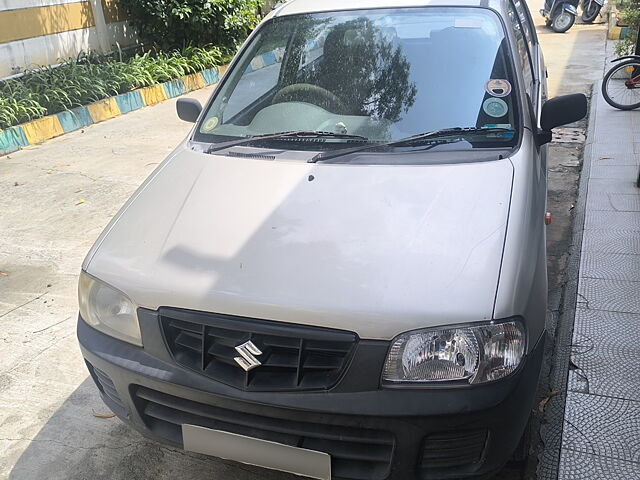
[506,2,534,90]
[221,36,286,121]
[299,34,327,70]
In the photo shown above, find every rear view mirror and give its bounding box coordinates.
[176,98,202,123]
[538,93,587,145]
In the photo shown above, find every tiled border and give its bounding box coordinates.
[0,65,227,157]
[608,24,632,41]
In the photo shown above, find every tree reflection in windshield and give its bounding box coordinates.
[298,18,418,122]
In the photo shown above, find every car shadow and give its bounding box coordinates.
[8,377,302,480]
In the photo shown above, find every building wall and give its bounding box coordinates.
[0,0,137,79]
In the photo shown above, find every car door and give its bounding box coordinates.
[507,0,548,177]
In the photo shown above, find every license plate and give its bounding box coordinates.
[182,424,331,480]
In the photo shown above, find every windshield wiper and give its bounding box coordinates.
[308,127,514,163]
[206,130,368,153]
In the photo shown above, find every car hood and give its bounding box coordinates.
[85,147,513,340]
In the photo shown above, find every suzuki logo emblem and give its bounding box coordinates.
[234,341,263,372]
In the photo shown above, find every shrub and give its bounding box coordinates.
[0,46,223,130]
[120,0,263,50]
[615,0,640,55]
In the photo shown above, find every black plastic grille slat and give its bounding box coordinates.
[134,386,393,480]
[169,319,201,334]
[89,364,127,414]
[303,354,343,370]
[93,367,115,387]
[135,387,394,447]
[160,308,358,392]
[206,342,236,358]
[174,332,202,353]
[144,402,300,446]
[305,345,351,354]
[420,429,488,470]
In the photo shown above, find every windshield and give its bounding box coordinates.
[194,7,520,154]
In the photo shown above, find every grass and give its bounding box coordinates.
[0,46,226,130]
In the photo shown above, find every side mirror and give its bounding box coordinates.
[176,98,202,123]
[538,93,587,145]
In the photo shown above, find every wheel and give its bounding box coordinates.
[545,18,553,26]
[602,60,640,110]
[581,1,601,23]
[551,11,575,33]
[272,83,347,114]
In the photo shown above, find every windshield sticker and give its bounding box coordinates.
[454,18,483,28]
[483,124,514,139]
[483,98,509,118]
[486,79,511,97]
[202,117,219,132]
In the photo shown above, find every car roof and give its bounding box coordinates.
[273,0,505,17]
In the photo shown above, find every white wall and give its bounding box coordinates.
[0,0,81,10]
[0,1,138,79]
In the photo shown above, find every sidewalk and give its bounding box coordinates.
[557,66,640,476]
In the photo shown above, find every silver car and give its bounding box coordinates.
[77,0,586,478]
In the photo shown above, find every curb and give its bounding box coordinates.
[536,83,597,479]
[608,25,632,40]
[607,11,632,40]
[0,65,228,157]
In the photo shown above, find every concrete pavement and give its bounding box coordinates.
[0,86,296,480]
[556,44,640,478]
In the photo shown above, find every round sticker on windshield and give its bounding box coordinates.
[486,79,512,97]
[483,98,509,118]
[202,116,219,132]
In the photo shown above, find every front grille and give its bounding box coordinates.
[160,308,358,391]
[134,386,394,480]
[85,361,128,417]
[419,429,488,477]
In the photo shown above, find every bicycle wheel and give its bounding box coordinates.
[602,60,640,110]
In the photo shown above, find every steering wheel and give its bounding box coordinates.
[272,83,347,114]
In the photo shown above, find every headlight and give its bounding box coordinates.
[78,271,142,346]
[382,320,525,385]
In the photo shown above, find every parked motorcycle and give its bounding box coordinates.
[581,0,604,23]
[540,0,579,33]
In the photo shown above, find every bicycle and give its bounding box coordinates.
[602,55,640,110]
[601,55,640,188]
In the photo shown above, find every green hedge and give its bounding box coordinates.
[0,46,224,130]
[615,0,640,55]
[120,0,263,50]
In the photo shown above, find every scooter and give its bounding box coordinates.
[540,0,579,33]
[581,0,604,23]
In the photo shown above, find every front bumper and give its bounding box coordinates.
[78,313,544,480]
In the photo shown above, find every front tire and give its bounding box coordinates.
[581,1,601,23]
[552,11,575,32]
